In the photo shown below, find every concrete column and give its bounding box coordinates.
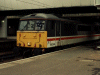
[0,17,7,38]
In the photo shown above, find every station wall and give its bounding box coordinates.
[95,0,100,5]
[0,16,19,38]
[0,0,95,10]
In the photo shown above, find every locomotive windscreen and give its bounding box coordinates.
[19,20,46,31]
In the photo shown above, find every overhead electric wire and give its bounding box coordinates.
[0,0,54,10]
[16,0,54,8]
[31,0,54,7]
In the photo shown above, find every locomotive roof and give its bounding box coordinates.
[20,13,80,23]
[20,13,60,20]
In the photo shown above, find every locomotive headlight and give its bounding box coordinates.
[27,42,31,46]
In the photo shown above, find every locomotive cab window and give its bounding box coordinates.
[27,20,35,30]
[35,20,45,31]
[19,20,46,31]
[19,21,28,30]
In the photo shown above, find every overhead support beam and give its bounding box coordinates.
[7,16,22,19]
[62,13,100,17]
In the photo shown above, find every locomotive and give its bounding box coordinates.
[16,13,100,55]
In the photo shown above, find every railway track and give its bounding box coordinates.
[0,51,15,62]
[0,47,63,64]
[0,51,13,56]
[0,51,23,64]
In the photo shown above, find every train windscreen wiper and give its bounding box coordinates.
[21,21,29,31]
[21,24,27,31]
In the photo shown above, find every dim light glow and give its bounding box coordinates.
[2,20,4,23]
[9,26,11,28]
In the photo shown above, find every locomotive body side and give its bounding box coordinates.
[46,21,100,48]
[47,34,100,48]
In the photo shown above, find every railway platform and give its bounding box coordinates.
[0,46,100,75]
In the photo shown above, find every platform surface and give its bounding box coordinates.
[0,46,100,75]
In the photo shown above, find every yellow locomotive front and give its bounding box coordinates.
[17,19,47,49]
